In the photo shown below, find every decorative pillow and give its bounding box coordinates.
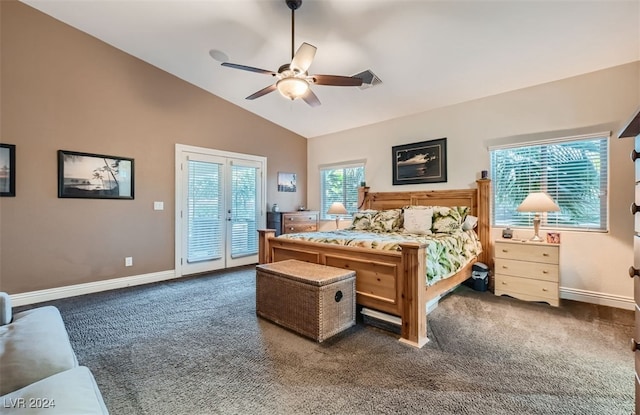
[347,210,378,231]
[462,215,478,231]
[370,209,403,232]
[402,208,433,235]
[431,206,469,233]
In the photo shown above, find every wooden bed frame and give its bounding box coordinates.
[258,179,491,348]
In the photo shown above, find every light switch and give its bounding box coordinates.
[154,201,164,211]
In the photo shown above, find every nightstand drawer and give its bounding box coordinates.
[494,242,558,264]
[495,274,558,302]
[494,258,559,282]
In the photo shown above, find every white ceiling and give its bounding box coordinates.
[19,0,640,139]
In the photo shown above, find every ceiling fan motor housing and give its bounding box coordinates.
[285,0,302,11]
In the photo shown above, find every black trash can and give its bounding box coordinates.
[470,262,489,292]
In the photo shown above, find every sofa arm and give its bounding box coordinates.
[0,306,78,395]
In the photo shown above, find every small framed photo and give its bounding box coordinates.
[0,143,16,197]
[277,172,296,192]
[58,150,134,199]
[392,137,447,185]
[546,232,560,244]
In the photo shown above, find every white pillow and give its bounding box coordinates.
[403,208,433,235]
[462,215,478,231]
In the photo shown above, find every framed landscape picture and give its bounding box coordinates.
[0,143,16,197]
[392,137,447,185]
[58,150,134,199]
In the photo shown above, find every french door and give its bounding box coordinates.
[175,145,266,277]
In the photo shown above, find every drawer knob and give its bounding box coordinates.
[542,270,548,274]
[632,203,640,215]
[542,288,548,292]
[629,266,640,278]
[542,253,549,257]
[632,338,640,352]
[502,249,508,253]
[631,149,639,162]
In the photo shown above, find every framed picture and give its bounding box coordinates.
[546,232,560,244]
[58,150,134,199]
[392,137,447,185]
[0,143,16,197]
[277,172,296,192]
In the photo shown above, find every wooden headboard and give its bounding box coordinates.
[357,179,491,266]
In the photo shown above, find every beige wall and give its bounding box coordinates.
[0,1,307,294]
[309,62,640,308]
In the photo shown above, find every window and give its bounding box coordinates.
[490,133,609,231]
[320,161,365,220]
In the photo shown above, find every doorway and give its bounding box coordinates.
[175,144,266,276]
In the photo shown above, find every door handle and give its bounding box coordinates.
[631,149,639,162]
[631,203,639,215]
[632,338,640,352]
[629,266,640,278]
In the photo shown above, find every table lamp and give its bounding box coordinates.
[516,192,560,242]
[327,202,348,230]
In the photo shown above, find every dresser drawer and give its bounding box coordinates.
[282,212,318,223]
[282,223,317,234]
[494,242,558,264]
[494,258,558,282]
[495,274,558,303]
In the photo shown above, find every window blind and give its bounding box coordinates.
[490,134,609,231]
[187,160,223,263]
[320,163,365,220]
[230,164,258,258]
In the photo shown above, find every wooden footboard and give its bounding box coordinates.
[258,179,490,348]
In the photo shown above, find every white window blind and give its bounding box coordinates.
[187,160,222,263]
[230,164,258,258]
[490,133,609,231]
[320,162,365,220]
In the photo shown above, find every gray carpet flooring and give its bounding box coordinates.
[29,266,634,414]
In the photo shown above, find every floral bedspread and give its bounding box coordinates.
[277,229,482,285]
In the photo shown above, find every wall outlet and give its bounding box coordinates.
[154,201,164,211]
[125,257,133,267]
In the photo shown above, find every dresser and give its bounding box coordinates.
[494,239,560,307]
[619,108,640,415]
[267,211,319,236]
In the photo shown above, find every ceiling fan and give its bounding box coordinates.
[220,0,363,107]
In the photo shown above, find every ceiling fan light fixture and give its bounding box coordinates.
[276,77,309,100]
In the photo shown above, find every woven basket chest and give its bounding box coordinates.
[256,259,356,342]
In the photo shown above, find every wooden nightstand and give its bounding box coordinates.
[494,239,559,307]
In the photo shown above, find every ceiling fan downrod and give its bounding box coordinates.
[286,0,302,60]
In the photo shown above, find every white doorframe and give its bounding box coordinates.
[175,144,267,278]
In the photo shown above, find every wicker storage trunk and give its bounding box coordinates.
[256,259,356,342]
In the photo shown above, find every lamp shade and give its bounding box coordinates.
[327,202,348,215]
[276,77,309,100]
[516,192,560,213]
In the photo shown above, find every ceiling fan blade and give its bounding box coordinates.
[301,88,321,107]
[221,62,276,76]
[311,74,364,87]
[290,42,317,73]
[246,84,277,100]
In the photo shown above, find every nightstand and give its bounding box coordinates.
[494,239,559,307]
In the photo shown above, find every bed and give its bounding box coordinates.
[258,179,491,348]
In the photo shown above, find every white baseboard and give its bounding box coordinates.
[10,270,177,307]
[560,287,634,310]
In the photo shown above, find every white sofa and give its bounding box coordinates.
[0,293,108,414]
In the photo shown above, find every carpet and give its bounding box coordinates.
[27,266,634,414]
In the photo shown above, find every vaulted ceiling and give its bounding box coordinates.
[19,0,640,138]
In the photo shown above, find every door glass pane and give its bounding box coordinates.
[187,160,222,263]
[230,164,258,258]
